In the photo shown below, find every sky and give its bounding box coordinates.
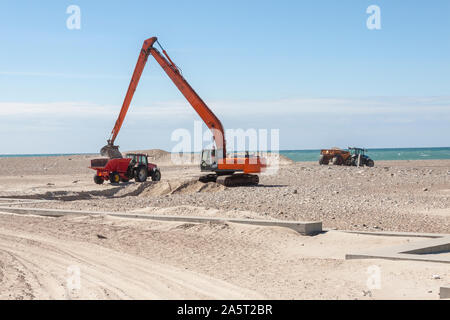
[0,0,449,154]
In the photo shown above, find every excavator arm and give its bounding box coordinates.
[101,37,226,159]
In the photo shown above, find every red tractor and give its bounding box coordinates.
[90,153,161,184]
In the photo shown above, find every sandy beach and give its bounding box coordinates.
[0,151,448,299]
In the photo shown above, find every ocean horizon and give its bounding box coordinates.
[1,147,449,162]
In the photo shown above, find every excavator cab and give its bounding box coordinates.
[200,149,218,172]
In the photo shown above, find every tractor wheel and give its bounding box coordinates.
[151,169,161,181]
[332,155,342,165]
[366,159,375,167]
[110,172,121,184]
[93,175,104,185]
[319,155,326,165]
[135,166,148,182]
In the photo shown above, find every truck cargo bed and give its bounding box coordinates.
[90,158,109,169]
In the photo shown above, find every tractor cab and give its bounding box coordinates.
[125,153,161,182]
[125,153,148,167]
[349,147,366,157]
[348,147,374,167]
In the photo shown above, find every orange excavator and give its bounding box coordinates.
[100,37,266,186]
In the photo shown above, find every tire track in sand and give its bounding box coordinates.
[0,227,263,299]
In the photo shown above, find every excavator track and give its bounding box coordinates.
[198,174,218,183]
[215,174,259,187]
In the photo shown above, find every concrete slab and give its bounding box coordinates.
[0,198,52,205]
[340,229,449,239]
[440,287,450,299]
[0,198,45,202]
[0,200,54,206]
[0,206,322,236]
[346,234,450,264]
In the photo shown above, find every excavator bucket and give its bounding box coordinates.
[100,143,123,159]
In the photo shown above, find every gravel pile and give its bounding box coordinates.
[13,160,449,234]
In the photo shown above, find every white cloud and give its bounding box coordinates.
[1,96,449,118]
[1,97,449,153]
[211,96,450,116]
[0,101,193,118]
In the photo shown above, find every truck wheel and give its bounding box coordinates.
[152,169,161,181]
[135,166,148,182]
[366,159,374,167]
[319,155,326,165]
[94,175,104,185]
[332,155,342,165]
[110,172,121,184]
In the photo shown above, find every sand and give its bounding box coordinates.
[1,154,448,233]
[0,151,449,299]
[0,213,448,300]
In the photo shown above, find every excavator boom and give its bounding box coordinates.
[149,44,226,158]
[100,38,157,158]
[101,37,226,159]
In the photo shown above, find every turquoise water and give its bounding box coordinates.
[1,148,450,162]
[280,147,450,162]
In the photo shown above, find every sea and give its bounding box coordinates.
[0,147,449,162]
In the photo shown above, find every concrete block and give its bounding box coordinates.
[440,287,450,299]
[0,206,322,236]
[227,218,322,235]
[346,235,450,264]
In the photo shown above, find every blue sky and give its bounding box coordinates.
[0,0,449,153]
